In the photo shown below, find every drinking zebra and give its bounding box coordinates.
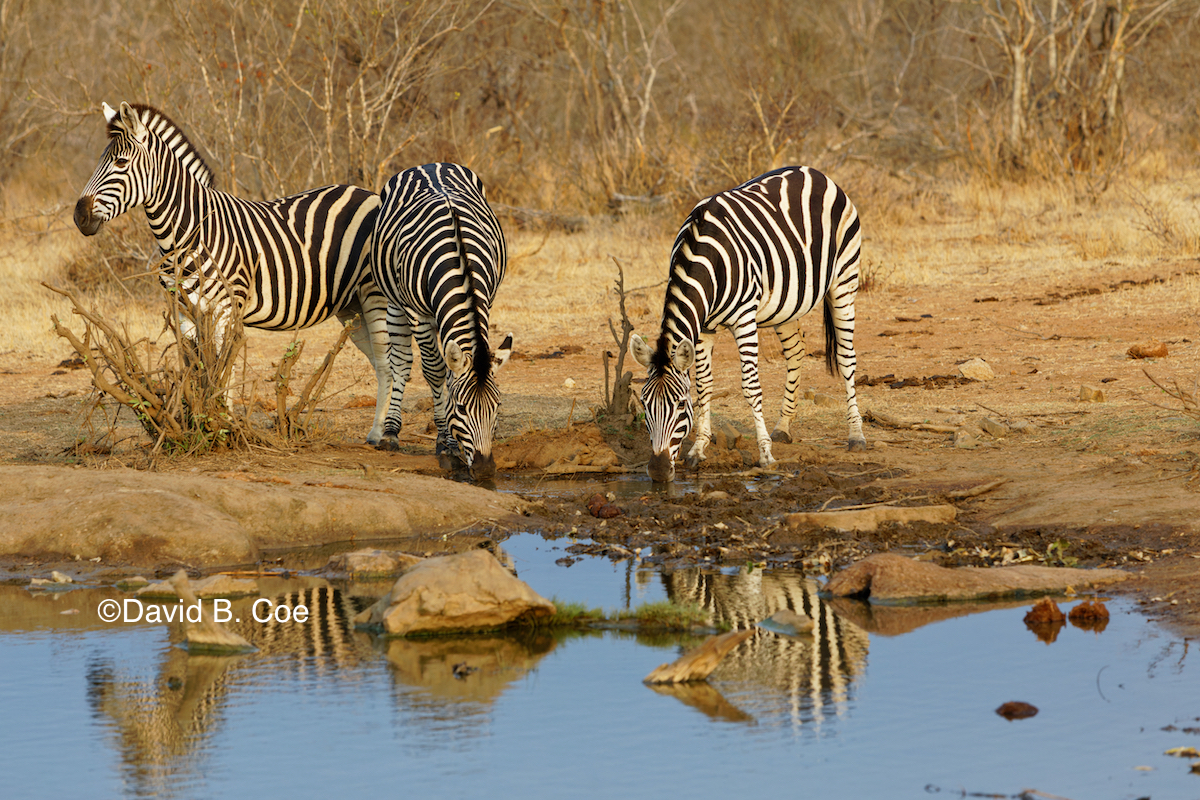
[630,166,866,482]
[370,163,511,481]
[73,101,391,444]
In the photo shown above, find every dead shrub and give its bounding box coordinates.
[44,259,353,455]
[1142,369,1200,427]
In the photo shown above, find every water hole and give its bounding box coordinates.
[1,532,1196,799]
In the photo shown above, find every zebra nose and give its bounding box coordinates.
[647,450,675,483]
[470,451,496,482]
[74,195,101,236]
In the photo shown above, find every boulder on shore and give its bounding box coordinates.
[355,549,555,636]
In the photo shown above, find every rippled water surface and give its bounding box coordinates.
[2,533,1196,799]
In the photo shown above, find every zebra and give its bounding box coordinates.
[630,166,866,482]
[73,101,392,444]
[369,163,512,481]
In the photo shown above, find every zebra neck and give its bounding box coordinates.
[143,146,214,255]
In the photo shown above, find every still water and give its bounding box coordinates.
[1,533,1196,800]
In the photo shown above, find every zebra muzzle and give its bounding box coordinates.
[469,450,496,482]
[74,196,103,236]
[647,450,675,483]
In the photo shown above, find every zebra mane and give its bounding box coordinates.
[448,205,492,384]
[651,332,672,372]
[108,103,217,189]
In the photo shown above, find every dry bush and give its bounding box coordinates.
[44,262,353,456]
[1143,369,1200,427]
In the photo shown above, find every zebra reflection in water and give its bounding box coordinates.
[661,568,869,730]
[84,585,377,794]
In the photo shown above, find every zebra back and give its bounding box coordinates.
[371,163,510,479]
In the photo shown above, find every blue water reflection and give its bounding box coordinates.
[1,536,1196,799]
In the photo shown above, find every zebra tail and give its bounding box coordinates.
[822,293,837,378]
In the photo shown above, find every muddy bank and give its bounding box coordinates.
[0,465,527,568]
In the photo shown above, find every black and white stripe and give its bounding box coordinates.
[369,163,511,481]
[631,166,865,482]
[73,102,392,444]
[662,569,868,727]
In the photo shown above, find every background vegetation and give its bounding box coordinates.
[1,0,1198,358]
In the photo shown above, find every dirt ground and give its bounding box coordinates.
[2,248,1198,636]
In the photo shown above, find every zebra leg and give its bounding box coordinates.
[374,305,413,452]
[684,333,716,468]
[771,319,805,444]
[828,273,866,451]
[414,322,462,466]
[341,283,393,445]
[733,318,776,468]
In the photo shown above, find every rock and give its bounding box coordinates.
[354,549,555,636]
[1023,597,1065,623]
[758,609,814,636]
[50,570,73,584]
[1079,385,1106,402]
[325,548,422,576]
[979,417,1008,438]
[1127,340,1168,359]
[953,430,978,449]
[0,465,526,567]
[116,576,150,590]
[824,553,1129,603]
[959,358,995,381]
[713,420,744,450]
[996,701,1038,720]
[786,504,958,533]
[812,392,840,408]
[1008,419,1032,434]
[167,570,255,653]
[138,573,259,599]
[643,629,755,684]
[1068,599,1110,632]
[563,378,576,388]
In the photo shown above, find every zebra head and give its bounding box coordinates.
[443,332,514,481]
[630,333,695,483]
[74,102,157,237]
[75,102,214,238]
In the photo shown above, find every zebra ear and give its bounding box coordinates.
[444,340,467,375]
[102,102,118,124]
[671,340,695,373]
[118,102,148,145]
[630,333,654,369]
[493,332,514,373]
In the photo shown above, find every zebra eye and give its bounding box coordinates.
[114,157,130,169]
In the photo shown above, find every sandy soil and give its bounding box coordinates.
[3,239,1198,636]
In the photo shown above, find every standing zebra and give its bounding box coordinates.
[630,166,865,482]
[370,163,512,481]
[73,101,392,444]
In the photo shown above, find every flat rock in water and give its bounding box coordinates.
[355,549,555,636]
[325,548,422,576]
[825,553,1128,603]
[138,573,259,599]
[167,570,255,653]
[643,629,755,684]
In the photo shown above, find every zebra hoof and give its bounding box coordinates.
[376,436,401,452]
[847,437,868,452]
[771,429,792,444]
